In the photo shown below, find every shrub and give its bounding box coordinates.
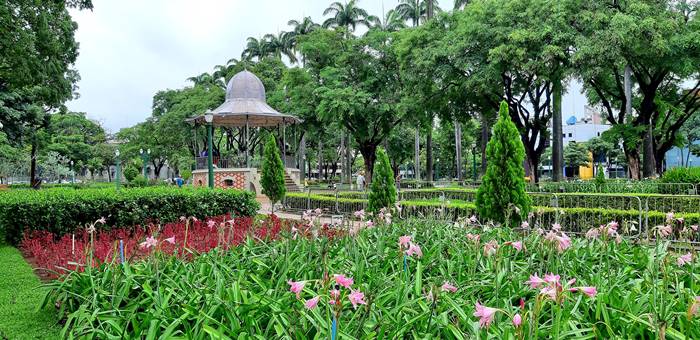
[368,148,396,213]
[475,102,531,225]
[0,187,259,244]
[123,166,139,182]
[261,135,286,211]
[660,167,700,184]
[181,169,192,181]
[595,164,606,191]
[129,175,148,187]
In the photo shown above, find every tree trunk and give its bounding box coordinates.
[426,121,433,181]
[345,133,352,185]
[552,76,564,182]
[455,121,463,180]
[414,130,421,180]
[642,124,656,178]
[317,140,323,181]
[480,111,490,176]
[30,140,39,189]
[340,131,346,183]
[525,148,540,183]
[359,143,378,184]
[625,147,641,180]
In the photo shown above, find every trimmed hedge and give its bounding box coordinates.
[285,192,700,236]
[0,187,259,244]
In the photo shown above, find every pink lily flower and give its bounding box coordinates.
[304,296,320,310]
[140,236,158,249]
[691,225,698,232]
[509,241,523,252]
[570,286,597,298]
[483,240,498,256]
[334,274,354,289]
[468,215,478,224]
[525,273,546,289]
[406,243,423,258]
[329,289,340,305]
[521,221,530,229]
[540,286,557,301]
[556,233,571,252]
[658,224,673,238]
[366,220,374,228]
[207,220,216,229]
[552,223,561,232]
[398,235,412,248]
[441,282,458,293]
[473,302,498,328]
[164,236,175,245]
[678,253,693,266]
[287,280,305,299]
[348,290,367,309]
[466,233,480,243]
[689,296,700,317]
[544,273,561,285]
[585,228,599,239]
[513,313,522,327]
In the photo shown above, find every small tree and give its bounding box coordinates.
[595,164,606,191]
[564,142,591,170]
[475,102,531,226]
[368,147,396,213]
[261,135,286,213]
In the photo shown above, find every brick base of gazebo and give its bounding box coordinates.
[192,168,258,192]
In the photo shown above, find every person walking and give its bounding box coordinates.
[356,171,365,191]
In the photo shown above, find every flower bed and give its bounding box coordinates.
[20,214,293,279]
[39,215,700,338]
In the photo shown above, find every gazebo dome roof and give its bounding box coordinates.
[226,70,266,101]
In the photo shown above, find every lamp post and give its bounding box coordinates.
[70,160,75,184]
[140,148,150,179]
[204,114,214,189]
[115,149,121,191]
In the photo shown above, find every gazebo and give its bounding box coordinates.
[187,70,302,193]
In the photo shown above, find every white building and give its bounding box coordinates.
[562,106,611,145]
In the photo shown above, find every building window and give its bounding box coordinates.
[224,179,234,187]
[562,133,566,138]
[568,133,572,138]
[597,132,600,136]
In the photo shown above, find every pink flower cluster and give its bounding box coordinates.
[399,235,422,258]
[288,273,367,311]
[544,225,572,253]
[525,273,597,303]
[585,221,622,244]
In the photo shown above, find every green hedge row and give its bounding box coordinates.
[0,187,260,244]
[308,188,700,213]
[285,193,700,235]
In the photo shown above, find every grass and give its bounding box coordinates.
[0,246,60,339]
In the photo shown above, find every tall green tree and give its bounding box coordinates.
[574,0,700,178]
[475,102,531,226]
[261,135,286,212]
[0,0,93,187]
[367,148,396,213]
[322,0,377,33]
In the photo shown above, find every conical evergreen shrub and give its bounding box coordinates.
[261,135,286,212]
[368,148,397,213]
[475,102,531,225]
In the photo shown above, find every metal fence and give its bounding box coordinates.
[284,187,700,246]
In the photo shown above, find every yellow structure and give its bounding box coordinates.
[578,151,594,179]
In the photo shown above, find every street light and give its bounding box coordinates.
[140,148,150,179]
[204,114,214,189]
[115,149,121,191]
[70,160,75,184]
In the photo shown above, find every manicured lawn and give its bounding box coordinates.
[0,246,60,339]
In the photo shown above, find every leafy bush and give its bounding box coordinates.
[261,135,286,210]
[476,102,531,225]
[660,167,700,184]
[0,187,259,244]
[595,164,606,190]
[123,166,139,182]
[129,175,148,187]
[368,148,396,213]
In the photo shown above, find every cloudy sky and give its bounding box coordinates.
[67,0,586,133]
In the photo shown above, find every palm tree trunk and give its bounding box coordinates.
[552,75,564,181]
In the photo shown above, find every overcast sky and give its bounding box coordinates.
[67,0,586,133]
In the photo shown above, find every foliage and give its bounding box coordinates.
[660,167,700,185]
[0,246,60,338]
[261,135,286,207]
[39,218,700,338]
[476,102,531,225]
[367,148,396,213]
[123,166,139,183]
[595,164,606,190]
[0,187,259,244]
[129,175,148,188]
[563,142,591,169]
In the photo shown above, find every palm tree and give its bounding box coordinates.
[395,0,441,27]
[186,73,224,88]
[371,9,407,32]
[213,58,239,84]
[322,0,377,34]
[241,37,265,61]
[288,16,320,36]
[454,0,470,10]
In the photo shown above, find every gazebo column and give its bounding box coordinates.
[205,114,214,188]
[245,115,250,168]
[282,121,287,168]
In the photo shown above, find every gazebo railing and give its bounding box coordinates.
[195,156,248,170]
